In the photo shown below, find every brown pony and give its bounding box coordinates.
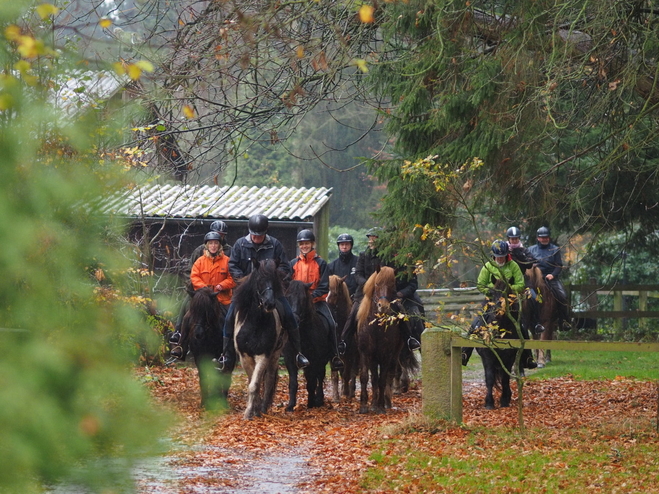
[525,266,560,367]
[327,275,356,401]
[357,266,411,414]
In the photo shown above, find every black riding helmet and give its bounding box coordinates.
[296,229,315,242]
[248,214,269,236]
[210,220,228,234]
[537,226,551,238]
[204,231,222,243]
[336,233,354,245]
[506,226,521,238]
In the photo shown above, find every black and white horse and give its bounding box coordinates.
[232,258,288,419]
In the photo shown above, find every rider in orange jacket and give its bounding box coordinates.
[290,229,343,370]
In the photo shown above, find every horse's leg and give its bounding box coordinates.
[359,356,370,414]
[316,366,326,407]
[331,369,340,402]
[383,364,394,410]
[284,345,298,412]
[261,354,280,414]
[480,351,496,410]
[371,361,385,414]
[242,356,261,420]
[500,357,513,408]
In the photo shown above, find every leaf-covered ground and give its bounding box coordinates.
[135,365,659,493]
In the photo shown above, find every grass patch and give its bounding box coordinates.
[531,350,659,380]
[363,424,659,493]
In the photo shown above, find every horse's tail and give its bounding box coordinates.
[398,344,420,374]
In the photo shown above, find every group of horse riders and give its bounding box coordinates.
[462,225,570,369]
[169,214,425,373]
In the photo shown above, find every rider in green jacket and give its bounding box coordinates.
[463,240,537,369]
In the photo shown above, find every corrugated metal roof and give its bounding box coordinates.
[96,184,332,221]
[53,70,127,119]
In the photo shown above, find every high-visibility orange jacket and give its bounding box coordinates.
[190,250,236,305]
[290,249,329,303]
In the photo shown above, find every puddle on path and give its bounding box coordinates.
[134,445,311,494]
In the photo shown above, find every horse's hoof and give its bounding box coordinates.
[537,362,545,369]
[501,402,510,408]
[485,404,495,410]
[359,407,369,414]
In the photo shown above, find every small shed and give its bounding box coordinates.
[97,184,333,274]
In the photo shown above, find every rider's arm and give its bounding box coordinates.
[550,247,563,279]
[476,265,494,295]
[311,258,330,301]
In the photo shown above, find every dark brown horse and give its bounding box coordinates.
[180,287,228,409]
[327,275,357,401]
[357,266,416,414]
[526,266,560,367]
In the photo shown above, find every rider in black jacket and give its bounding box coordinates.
[528,226,571,328]
[338,228,422,354]
[218,214,309,371]
[328,233,358,297]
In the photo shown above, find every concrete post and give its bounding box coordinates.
[422,328,459,421]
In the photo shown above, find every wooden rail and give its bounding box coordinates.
[421,328,659,423]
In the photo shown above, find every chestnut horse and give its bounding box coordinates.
[356,266,416,414]
[526,266,560,367]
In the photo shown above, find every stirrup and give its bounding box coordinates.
[337,340,347,355]
[296,353,310,369]
[330,356,344,371]
[407,337,421,351]
[170,345,183,358]
[169,331,181,345]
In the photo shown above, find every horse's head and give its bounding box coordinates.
[372,266,397,314]
[286,280,313,319]
[251,259,281,312]
[327,275,346,306]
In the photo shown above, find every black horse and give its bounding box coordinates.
[232,258,288,419]
[327,275,357,401]
[283,280,333,411]
[180,287,228,409]
[475,280,520,409]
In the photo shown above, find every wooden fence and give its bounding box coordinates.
[419,284,659,328]
[421,329,659,423]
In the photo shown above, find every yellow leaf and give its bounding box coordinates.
[14,60,31,73]
[351,58,369,73]
[112,62,126,76]
[359,5,375,23]
[127,64,142,80]
[5,25,21,41]
[182,105,195,119]
[0,93,14,110]
[135,60,154,72]
[99,18,112,28]
[296,46,304,58]
[36,3,59,19]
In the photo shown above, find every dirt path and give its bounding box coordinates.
[134,360,543,493]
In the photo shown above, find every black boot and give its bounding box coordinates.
[522,349,537,369]
[338,340,347,355]
[461,347,474,366]
[218,336,235,372]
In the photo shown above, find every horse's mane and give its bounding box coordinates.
[357,266,396,327]
[287,279,314,314]
[232,259,283,310]
[188,287,220,324]
[525,266,547,292]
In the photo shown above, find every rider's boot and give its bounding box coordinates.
[338,340,347,355]
[218,336,236,372]
[522,349,538,369]
[461,346,474,366]
[283,316,309,369]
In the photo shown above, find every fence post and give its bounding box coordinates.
[422,328,461,421]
